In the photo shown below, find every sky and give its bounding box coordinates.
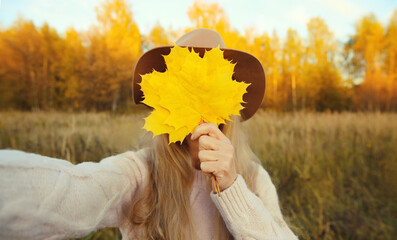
[0,0,396,43]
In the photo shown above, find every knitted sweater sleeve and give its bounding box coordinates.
[210,165,298,240]
[0,149,148,240]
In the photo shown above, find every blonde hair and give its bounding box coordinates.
[129,115,260,239]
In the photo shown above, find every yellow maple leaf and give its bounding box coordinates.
[140,46,250,144]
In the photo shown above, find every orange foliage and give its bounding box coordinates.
[0,1,396,111]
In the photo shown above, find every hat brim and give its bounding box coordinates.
[133,46,265,121]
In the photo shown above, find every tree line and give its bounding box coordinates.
[0,0,396,112]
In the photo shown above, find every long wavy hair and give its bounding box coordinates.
[128,115,260,239]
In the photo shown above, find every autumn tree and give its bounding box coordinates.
[0,18,63,110]
[145,22,171,50]
[187,0,230,34]
[384,10,397,110]
[39,23,64,109]
[0,26,17,109]
[93,0,142,111]
[238,31,270,107]
[304,17,349,111]
[59,27,87,110]
[283,28,304,110]
[306,18,336,65]
[347,14,385,110]
[266,32,282,108]
[187,0,246,51]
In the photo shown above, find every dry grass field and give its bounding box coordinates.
[0,111,396,239]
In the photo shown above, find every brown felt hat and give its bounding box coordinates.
[133,28,265,121]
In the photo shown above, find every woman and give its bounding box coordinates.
[0,29,298,240]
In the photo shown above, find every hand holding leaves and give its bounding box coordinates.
[191,122,237,192]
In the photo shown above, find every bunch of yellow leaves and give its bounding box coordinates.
[140,46,249,144]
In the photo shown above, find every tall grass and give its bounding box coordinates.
[246,111,397,240]
[0,111,396,239]
[0,111,147,164]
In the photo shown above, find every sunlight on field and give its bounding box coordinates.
[0,111,396,239]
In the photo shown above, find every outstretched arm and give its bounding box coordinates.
[0,149,147,240]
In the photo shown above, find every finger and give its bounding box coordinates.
[200,161,228,179]
[198,150,222,162]
[198,135,223,150]
[191,122,228,142]
[200,161,219,175]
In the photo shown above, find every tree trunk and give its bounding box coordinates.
[292,72,297,111]
[386,51,395,111]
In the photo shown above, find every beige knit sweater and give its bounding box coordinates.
[0,149,298,240]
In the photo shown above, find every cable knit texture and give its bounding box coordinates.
[0,149,298,240]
